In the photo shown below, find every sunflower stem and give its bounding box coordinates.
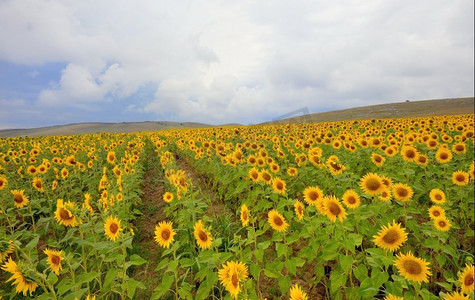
[172,247,179,300]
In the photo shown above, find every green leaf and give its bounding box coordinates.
[276,243,287,258]
[195,273,218,300]
[264,267,280,278]
[103,269,119,291]
[56,278,72,296]
[285,258,297,275]
[358,277,379,298]
[127,278,138,298]
[47,272,58,285]
[339,254,353,273]
[155,258,169,271]
[255,248,264,262]
[151,274,174,299]
[25,235,40,252]
[278,276,291,295]
[75,271,100,286]
[249,263,261,279]
[180,258,194,268]
[320,239,340,261]
[353,265,367,282]
[167,260,178,273]
[63,288,87,300]
[128,254,147,266]
[330,271,347,294]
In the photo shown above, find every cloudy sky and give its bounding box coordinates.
[0,0,473,129]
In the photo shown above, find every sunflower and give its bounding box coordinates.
[415,153,429,166]
[342,189,361,209]
[248,168,260,182]
[371,153,385,167]
[104,216,122,242]
[380,176,393,188]
[289,284,308,300]
[469,163,474,180]
[60,167,69,179]
[272,177,286,194]
[287,167,298,177]
[26,165,37,176]
[240,204,250,226]
[259,170,272,185]
[393,252,431,283]
[400,145,418,162]
[32,177,44,192]
[452,171,469,186]
[55,199,79,227]
[303,186,323,205]
[378,188,392,202]
[323,195,347,223]
[459,264,474,294]
[294,200,304,220]
[435,148,452,164]
[107,151,116,164]
[194,220,213,249]
[428,206,445,219]
[154,221,176,249]
[443,291,470,300]
[327,161,345,175]
[268,209,288,232]
[163,192,174,203]
[43,248,64,275]
[429,189,446,204]
[0,175,7,190]
[218,261,248,299]
[360,173,385,195]
[433,216,451,232]
[51,180,58,191]
[373,221,408,252]
[11,190,29,208]
[83,193,94,215]
[1,258,38,296]
[392,183,413,202]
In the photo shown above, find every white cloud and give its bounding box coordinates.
[0,0,473,124]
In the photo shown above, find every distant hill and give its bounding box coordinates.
[0,121,214,138]
[263,97,474,125]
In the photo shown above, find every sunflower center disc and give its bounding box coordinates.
[397,188,408,197]
[366,179,381,191]
[382,230,399,244]
[347,196,356,204]
[465,274,474,286]
[51,255,60,265]
[242,211,248,220]
[456,175,465,182]
[433,211,440,217]
[329,202,341,215]
[199,231,208,242]
[14,195,23,203]
[403,260,422,275]
[110,223,119,234]
[274,216,283,226]
[435,194,442,200]
[309,191,318,201]
[231,272,239,288]
[59,208,73,220]
[161,230,170,240]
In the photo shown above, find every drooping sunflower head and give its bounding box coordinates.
[452,171,469,186]
[360,173,384,196]
[322,195,347,223]
[154,221,176,249]
[433,216,451,232]
[303,186,323,205]
[289,283,308,300]
[459,264,474,294]
[1,258,39,296]
[11,189,29,208]
[0,240,15,262]
[294,200,304,220]
[443,291,470,300]
[394,251,432,283]
[272,177,286,195]
[194,220,213,249]
[55,199,79,227]
[43,248,64,275]
[104,216,122,242]
[392,183,414,202]
[373,221,408,252]
[240,204,250,226]
[429,189,446,204]
[342,189,361,209]
[267,209,288,232]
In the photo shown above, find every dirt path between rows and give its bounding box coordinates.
[131,144,167,298]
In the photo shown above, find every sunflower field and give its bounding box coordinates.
[0,114,474,299]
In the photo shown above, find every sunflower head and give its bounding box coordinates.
[360,173,384,196]
[400,145,418,162]
[55,199,79,227]
[32,177,44,192]
[433,216,451,232]
[259,170,272,184]
[154,221,176,249]
[373,221,408,252]
[394,252,432,283]
[194,220,213,249]
[11,190,29,208]
[459,264,474,294]
[163,192,174,203]
[428,205,445,219]
[218,261,248,299]
[392,183,414,202]
[104,216,122,242]
[435,147,452,163]
[303,186,323,205]
[371,153,385,167]
[248,168,260,182]
[240,204,250,226]
[294,200,304,220]
[323,195,347,223]
[287,167,298,177]
[44,248,64,275]
[267,209,289,232]
[272,177,286,195]
[342,189,361,209]
[289,284,308,300]
[452,171,469,186]
[429,189,446,204]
